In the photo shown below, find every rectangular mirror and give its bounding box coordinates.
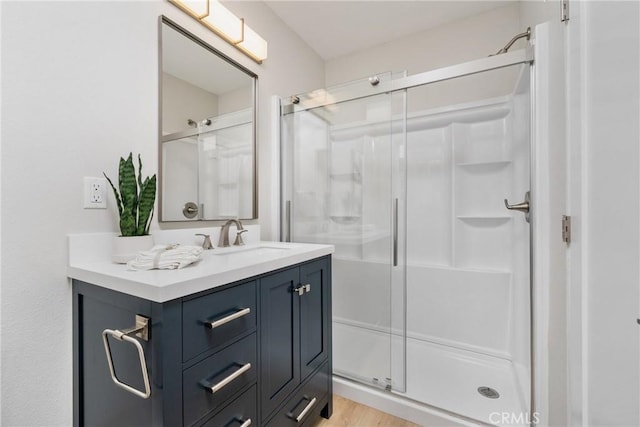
[159,16,257,221]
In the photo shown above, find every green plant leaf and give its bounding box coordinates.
[136,174,156,235]
[104,152,156,236]
[119,153,138,233]
[103,172,123,215]
[137,154,143,190]
[119,210,136,236]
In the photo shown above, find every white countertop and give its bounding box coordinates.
[67,230,333,302]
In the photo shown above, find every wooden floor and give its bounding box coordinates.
[311,395,419,427]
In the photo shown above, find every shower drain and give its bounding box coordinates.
[477,386,500,399]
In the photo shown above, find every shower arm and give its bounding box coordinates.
[491,27,531,56]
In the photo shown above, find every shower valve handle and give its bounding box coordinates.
[504,200,529,212]
[504,191,530,223]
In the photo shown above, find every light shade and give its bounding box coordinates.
[201,0,244,44]
[168,0,268,64]
[237,24,268,62]
[168,0,209,19]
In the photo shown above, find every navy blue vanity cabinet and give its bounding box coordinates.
[73,283,165,426]
[73,255,332,427]
[261,257,332,425]
[73,279,257,427]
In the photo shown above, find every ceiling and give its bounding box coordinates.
[264,1,517,60]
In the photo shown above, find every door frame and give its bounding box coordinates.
[531,21,567,427]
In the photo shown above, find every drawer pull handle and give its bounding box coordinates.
[288,396,317,423]
[207,307,251,329]
[209,362,252,394]
[236,418,252,427]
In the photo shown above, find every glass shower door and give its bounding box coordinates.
[281,74,406,392]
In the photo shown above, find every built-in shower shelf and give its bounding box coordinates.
[455,160,512,168]
[456,216,511,223]
[407,262,512,275]
[329,96,513,139]
[330,172,362,181]
[296,229,389,245]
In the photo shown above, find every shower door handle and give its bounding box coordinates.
[286,200,292,242]
[393,198,398,266]
[504,191,530,222]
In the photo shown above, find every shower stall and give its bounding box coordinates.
[281,46,536,425]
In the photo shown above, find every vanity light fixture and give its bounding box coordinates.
[236,23,268,64]
[168,0,268,63]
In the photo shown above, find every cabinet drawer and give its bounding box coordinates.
[183,334,257,426]
[183,280,256,361]
[199,384,257,427]
[265,363,330,427]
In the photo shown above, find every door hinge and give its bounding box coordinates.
[562,215,571,244]
[561,0,570,22]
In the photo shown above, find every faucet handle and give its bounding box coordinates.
[233,229,248,246]
[195,234,213,250]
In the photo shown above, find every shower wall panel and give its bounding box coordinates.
[405,95,529,361]
[406,126,452,266]
[406,266,511,356]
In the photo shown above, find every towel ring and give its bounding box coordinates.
[102,315,151,399]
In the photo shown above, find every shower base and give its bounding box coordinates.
[334,322,528,426]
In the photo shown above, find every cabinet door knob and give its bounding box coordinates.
[292,284,311,296]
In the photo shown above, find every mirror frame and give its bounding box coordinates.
[158,15,258,222]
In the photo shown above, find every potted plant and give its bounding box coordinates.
[104,153,157,263]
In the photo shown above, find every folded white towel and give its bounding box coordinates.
[127,244,203,271]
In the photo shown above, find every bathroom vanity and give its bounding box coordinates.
[69,235,333,427]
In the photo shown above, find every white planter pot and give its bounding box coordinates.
[112,235,154,264]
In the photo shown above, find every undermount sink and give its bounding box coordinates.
[210,244,291,257]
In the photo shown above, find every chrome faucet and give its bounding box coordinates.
[218,219,247,247]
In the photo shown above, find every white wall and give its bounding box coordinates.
[162,72,219,135]
[218,85,253,115]
[567,1,640,426]
[0,0,3,421]
[0,1,324,425]
[325,3,523,87]
[325,1,565,90]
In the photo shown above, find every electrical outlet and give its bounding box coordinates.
[84,177,107,209]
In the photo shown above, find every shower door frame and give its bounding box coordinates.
[281,48,532,115]
[280,45,545,424]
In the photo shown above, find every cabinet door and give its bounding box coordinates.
[260,267,301,419]
[300,257,330,381]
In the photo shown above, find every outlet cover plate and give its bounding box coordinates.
[84,177,107,209]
